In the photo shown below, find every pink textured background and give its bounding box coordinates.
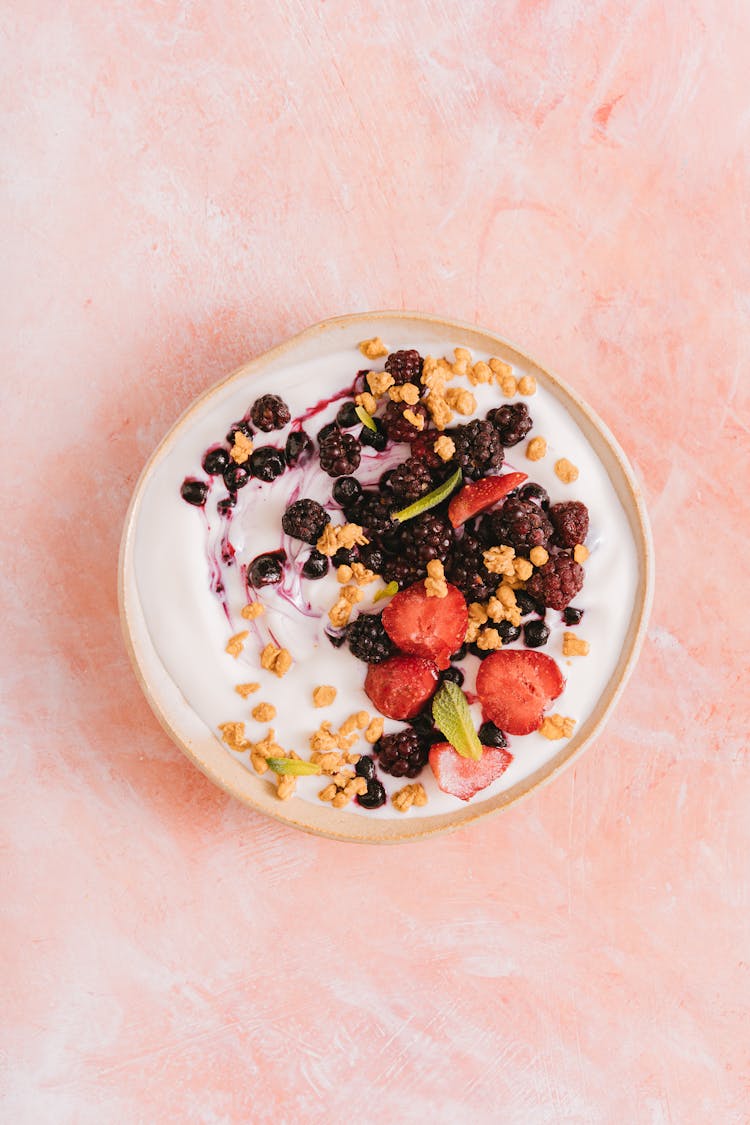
[2,2,749,1121]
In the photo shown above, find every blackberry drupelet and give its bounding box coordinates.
[202,447,230,475]
[180,479,208,506]
[389,456,433,504]
[517,482,550,509]
[484,498,552,553]
[403,512,454,566]
[332,476,362,507]
[549,501,590,548]
[382,400,429,442]
[336,401,360,428]
[384,349,423,385]
[357,778,387,809]
[451,419,505,479]
[478,721,507,748]
[526,555,584,611]
[282,499,330,544]
[446,534,498,602]
[223,463,251,491]
[374,728,428,778]
[563,606,584,626]
[285,429,313,465]
[347,612,394,664]
[523,619,550,648]
[318,426,362,476]
[251,394,291,432]
[487,402,533,446]
[250,446,286,482]
[302,549,328,579]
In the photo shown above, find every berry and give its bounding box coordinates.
[332,476,362,506]
[409,710,442,746]
[357,778,387,809]
[446,534,498,603]
[223,463,250,491]
[282,499,330,544]
[476,650,564,736]
[217,495,236,515]
[336,401,360,428]
[382,581,468,670]
[384,349,423,385]
[359,420,388,451]
[379,468,397,493]
[451,420,504,480]
[318,427,362,476]
[285,429,313,465]
[202,447,230,475]
[487,402,532,446]
[317,422,339,443]
[549,501,590,548]
[302,549,328,579]
[325,628,348,648]
[524,619,550,648]
[360,546,384,574]
[515,590,541,617]
[355,755,376,781]
[389,457,433,504]
[563,606,584,626]
[497,621,521,645]
[180,478,208,506]
[382,400,429,442]
[365,655,440,720]
[404,513,454,566]
[251,394,290,432]
[478,721,507,748]
[441,667,465,687]
[226,420,254,445]
[332,547,358,567]
[381,556,425,589]
[484,498,552,553]
[450,644,468,662]
[526,555,584,611]
[354,491,398,537]
[517,482,550,509]
[448,472,528,528]
[347,612,394,664]
[250,447,286,482]
[429,742,513,801]
[374,728,428,779]
[248,552,285,587]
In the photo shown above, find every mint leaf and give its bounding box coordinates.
[265,757,322,776]
[374,580,399,603]
[431,682,483,760]
[392,467,462,523]
[355,405,377,431]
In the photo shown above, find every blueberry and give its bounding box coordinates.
[518,482,550,509]
[336,401,360,428]
[202,447,230,475]
[302,550,328,579]
[563,606,584,626]
[515,590,540,617]
[250,446,286,482]
[217,493,237,515]
[478,721,507,749]
[468,642,491,659]
[355,755,376,781]
[248,552,285,587]
[409,711,440,743]
[357,778,387,810]
[226,420,254,445]
[360,421,387,451]
[523,619,550,648]
[223,464,250,491]
[325,628,348,648]
[317,422,339,443]
[332,547,357,567]
[497,621,521,644]
[441,667,465,687]
[285,429,313,465]
[450,644,468,662]
[180,478,208,506]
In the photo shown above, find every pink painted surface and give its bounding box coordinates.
[2,2,749,1121]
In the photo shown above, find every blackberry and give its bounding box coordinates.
[526,555,584,611]
[515,590,541,617]
[355,491,398,537]
[497,621,521,644]
[250,446,286,482]
[360,545,385,574]
[360,420,388,451]
[202,447,230,475]
[357,778,387,809]
[347,612,394,664]
[355,755,377,781]
[389,457,433,504]
[441,667,465,687]
[384,349,423,385]
[302,549,328,579]
[524,619,550,648]
[318,427,362,476]
[332,547,358,567]
[285,429,313,465]
[409,430,444,472]
[223,463,251,491]
[251,394,291,432]
[404,512,454,566]
[446,534,497,602]
[336,401,360,428]
[226,420,254,445]
[549,501,590,548]
[451,419,505,479]
[282,499,330,544]
[374,728,428,778]
[380,555,425,589]
[563,606,584,626]
[248,552,285,587]
[485,498,552,553]
[487,402,532,446]
[180,478,208,506]
[382,400,429,442]
[332,476,362,507]
[478,721,507,748]
[518,482,550,509]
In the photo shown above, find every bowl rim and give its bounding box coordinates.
[118,309,655,843]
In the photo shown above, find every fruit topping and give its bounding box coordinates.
[285,429,313,465]
[475,649,564,735]
[359,419,387,449]
[354,755,376,781]
[373,728,428,778]
[248,552,285,587]
[356,777,387,809]
[332,476,362,507]
[483,497,553,552]
[364,655,440,720]
[382,399,429,442]
[477,721,507,748]
[180,478,208,506]
[392,466,462,523]
[563,606,584,626]
[515,590,541,617]
[487,402,533,446]
[384,349,424,385]
[525,554,584,611]
[301,549,328,579]
[549,501,590,548]
[251,394,291,432]
[389,456,433,504]
[447,471,528,527]
[281,499,331,544]
[429,742,513,801]
[318,426,362,476]
[226,420,254,445]
[431,681,482,759]
[202,448,230,475]
[450,419,505,479]
[402,512,454,567]
[523,619,550,648]
[250,446,286,482]
[440,667,465,686]
[223,463,251,491]
[336,401,360,428]
[445,534,498,602]
[347,612,394,664]
[382,581,468,669]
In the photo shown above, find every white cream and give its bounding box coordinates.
[133,331,638,818]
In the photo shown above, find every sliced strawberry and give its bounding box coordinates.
[429,741,513,801]
[475,650,564,736]
[448,471,528,528]
[364,655,440,720]
[381,581,468,670]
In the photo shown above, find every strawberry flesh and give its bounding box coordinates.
[448,471,528,528]
[475,649,564,735]
[429,741,513,800]
[364,655,440,720]
[382,581,468,670]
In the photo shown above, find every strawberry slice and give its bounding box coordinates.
[365,655,440,720]
[448,472,528,528]
[429,741,513,801]
[475,650,564,736]
[382,581,468,670]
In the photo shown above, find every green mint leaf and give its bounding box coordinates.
[265,757,322,776]
[355,405,377,431]
[392,467,462,523]
[374,580,399,603]
[431,682,483,760]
